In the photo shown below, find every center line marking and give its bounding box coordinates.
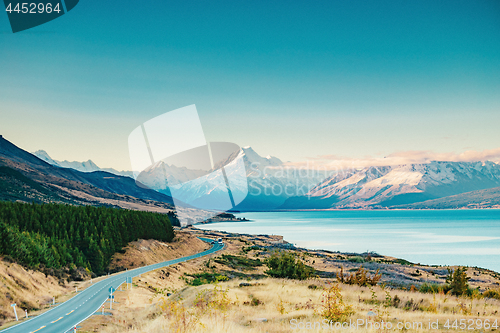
[66,310,74,315]
[51,317,63,323]
[30,326,46,333]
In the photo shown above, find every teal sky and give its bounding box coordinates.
[1,0,499,170]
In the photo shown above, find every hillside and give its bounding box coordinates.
[0,230,207,328]
[0,166,71,204]
[400,186,500,209]
[73,228,500,333]
[0,136,174,206]
[0,259,72,327]
[0,202,175,274]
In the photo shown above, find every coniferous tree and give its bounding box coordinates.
[0,202,175,275]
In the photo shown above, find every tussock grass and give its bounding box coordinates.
[96,278,500,333]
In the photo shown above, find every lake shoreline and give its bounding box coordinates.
[186,226,500,289]
[194,210,500,273]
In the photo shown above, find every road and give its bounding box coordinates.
[1,237,223,333]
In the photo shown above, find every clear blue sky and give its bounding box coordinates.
[1,0,499,170]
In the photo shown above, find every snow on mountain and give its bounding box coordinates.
[132,146,333,211]
[281,161,500,209]
[58,159,101,172]
[32,150,133,178]
[31,148,500,211]
[33,150,60,166]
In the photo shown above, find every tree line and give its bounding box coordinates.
[0,202,175,275]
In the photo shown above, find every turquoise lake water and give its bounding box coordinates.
[196,210,500,272]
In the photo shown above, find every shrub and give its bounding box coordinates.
[483,289,500,300]
[264,251,314,280]
[337,266,381,287]
[394,259,413,266]
[317,284,354,322]
[214,254,262,270]
[161,297,200,332]
[348,256,365,263]
[185,272,228,286]
[242,245,261,253]
[419,283,443,294]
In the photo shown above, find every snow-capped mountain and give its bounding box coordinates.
[31,148,500,211]
[238,147,333,210]
[32,150,133,178]
[132,146,333,211]
[280,161,500,209]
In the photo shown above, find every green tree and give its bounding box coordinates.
[446,267,470,296]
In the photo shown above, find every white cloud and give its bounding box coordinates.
[285,148,500,170]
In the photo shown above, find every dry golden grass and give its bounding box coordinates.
[91,278,500,333]
[108,230,209,272]
[3,228,500,333]
[0,259,67,321]
[78,229,500,333]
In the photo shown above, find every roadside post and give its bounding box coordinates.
[102,305,104,315]
[74,326,77,333]
[25,309,28,319]
[109,287,115,310]
[126,276,132,289]
[11,304,18,321]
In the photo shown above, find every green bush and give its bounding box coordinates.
[348,256,365,263]
[185,272,228,286]
[242,245,262,253]
[483,289,500,300]
[214,254,262,270]
[265,251,314,280]
[419,283,444,294]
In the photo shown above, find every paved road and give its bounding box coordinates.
[1,237,223,333]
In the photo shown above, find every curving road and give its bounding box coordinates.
[1,237,223,333]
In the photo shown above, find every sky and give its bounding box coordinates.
[1,0,499,170]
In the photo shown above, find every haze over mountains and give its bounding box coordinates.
[2,135,500,213]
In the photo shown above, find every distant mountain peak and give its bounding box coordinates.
[241,146,282,166]
[32,150,59,166]
[31,150,132,178]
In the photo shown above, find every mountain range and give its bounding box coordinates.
[279,161,500,209]
[112,145,500,211]
[2,135,500,214]
[33,150,133,177]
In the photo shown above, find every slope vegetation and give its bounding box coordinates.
[0,202,175,275]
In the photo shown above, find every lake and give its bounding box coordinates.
[196,210,500,272]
